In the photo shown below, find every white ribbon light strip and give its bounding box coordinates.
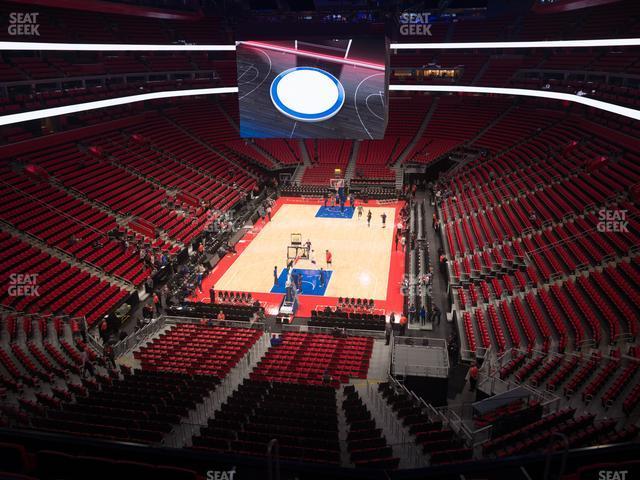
[1,84,638,126]
[2,37,640,52]
[389,38,640,49]
[0,41,236,51]
[389,84,640,121]
[0,87,238,126]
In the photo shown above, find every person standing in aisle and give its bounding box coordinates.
[467,362,479,391]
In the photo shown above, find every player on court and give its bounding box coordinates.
[326,249,332,267]
[357,205,363,219]
[310,249,317,265]
[381,212,387,228]
[367,210,372,227]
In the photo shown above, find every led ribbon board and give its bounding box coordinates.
[0,87,238,126]
[2,38,640,126]
[3,38,640,51]
[388,85,640,121]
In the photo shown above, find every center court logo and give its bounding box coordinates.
[8,12,40,36]
[8,273,39,297]
[399,12,432,36]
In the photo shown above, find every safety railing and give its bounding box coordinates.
[112,316,167,358]
[281,323,386,339]
[165,316,265,331]
[359,381,427,468]
[112,315,265,359]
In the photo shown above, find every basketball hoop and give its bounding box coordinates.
[330,177,345,191]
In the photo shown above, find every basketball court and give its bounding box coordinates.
[191,196,406,317]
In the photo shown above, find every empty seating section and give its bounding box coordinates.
[255,139,301,165]
[480,398,634,456]
[309,309,386,331]
[162,99,260,177]
[46,147,205,244]
[166,302,262,322]
[8,107,259,246]
[344,95,432,181]
[427,97,509,143]
[250,332,373,385]
[476,56,524,87]
[33,370,217,444]
[404,138,461,165]
[443,97,640,356]
[471,107,559,155]
[377,383,471,464]
[225,140,275,169]
[191,380,341,465]
[0,167,149,285]
[0,3,226,45]
[498,347,640,417]
[386,96,431,138]
[302,140,352,184]
[342,386,399,469]
[0,233,127,325]
[27,449,200,480]
[0,78,220,122]
[97,124,242,210]
[134,323,262,377]
[355,140,397,180]
[135,124,253,196]
[154,103,258,187]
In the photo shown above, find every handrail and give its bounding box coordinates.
[112,316,167,358]
[543,432,569,480]
[267,439,280,480]
[280,323,385,339]
[166,316,265,331]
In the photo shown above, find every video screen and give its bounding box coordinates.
[236,36,389,139]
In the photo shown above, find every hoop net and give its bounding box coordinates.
[330,178,344,191]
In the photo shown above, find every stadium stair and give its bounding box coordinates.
[344,140,359,185]
[356,382,426,468]
[248,142,281,168]
[394,97,440,167]
[342,386,400,469]
[335,387,355,467]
